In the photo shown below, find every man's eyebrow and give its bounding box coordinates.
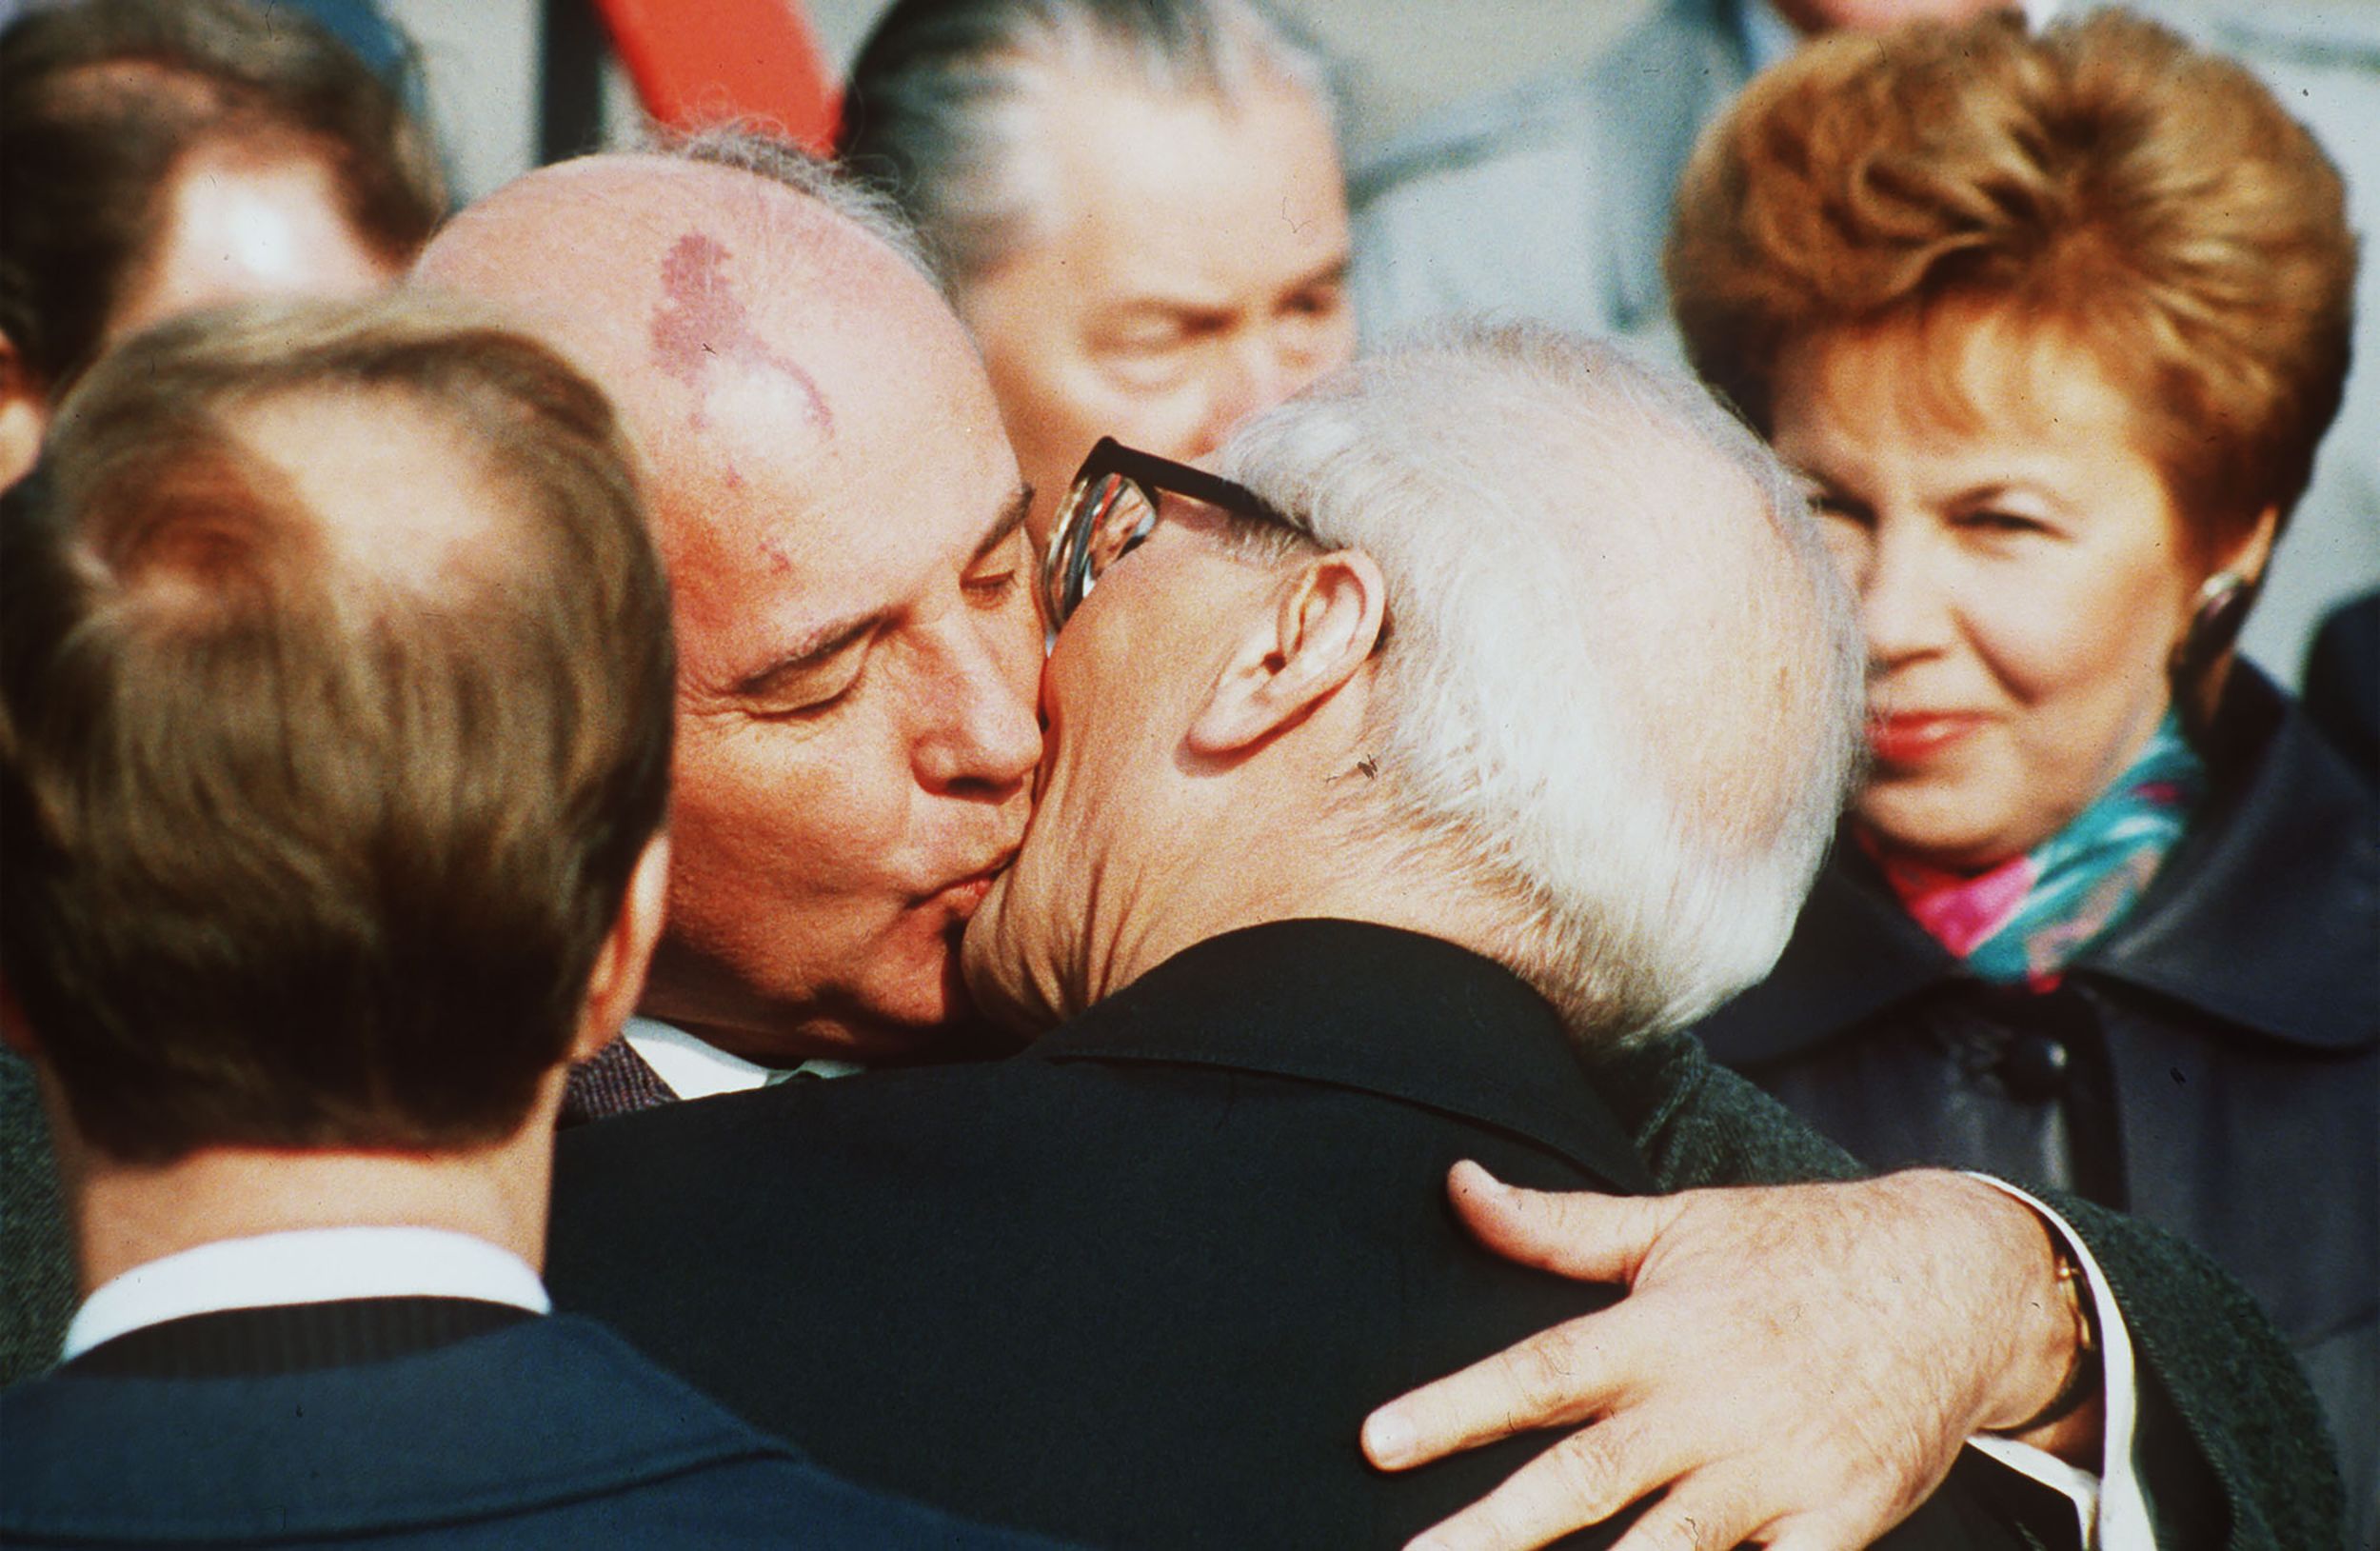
[1958,481,2042,504]
[730,610,890,702]
[1101,294,1233,326]
[971,486,1033,567]
[1100,258,1348,328]
[729,487,1028,702]
[1293,253,1352,292]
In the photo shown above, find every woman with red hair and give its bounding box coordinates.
[1667,10,2372,1531]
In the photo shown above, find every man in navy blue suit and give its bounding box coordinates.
[0,292,1058,1551]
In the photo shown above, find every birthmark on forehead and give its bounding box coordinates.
[647,231,832,435]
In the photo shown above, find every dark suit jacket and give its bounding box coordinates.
[0,1296,1062,1549]
[2305,589,2380,781]
[561,1032,679,1125]
[551,919,2057,1550]
[0,1049,71,1386]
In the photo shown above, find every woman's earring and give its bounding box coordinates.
[2169,569,2258,744]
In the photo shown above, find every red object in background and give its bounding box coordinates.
[588,0,840,151]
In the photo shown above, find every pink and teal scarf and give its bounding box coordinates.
[1865,712,2205,990]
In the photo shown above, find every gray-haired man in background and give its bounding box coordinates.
[838,0,1355,548]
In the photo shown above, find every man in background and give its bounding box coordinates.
[0,0,445,487]
[838,0,1355,547]
[0,292,1054,1551]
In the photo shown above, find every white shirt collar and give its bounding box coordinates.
[624,1015,864,1098]
[63,1225,548,1361]
[1740,0,2061,74]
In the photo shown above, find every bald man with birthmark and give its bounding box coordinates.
[414,138,2331,1551]
[649,230,837,435]
[418,139,1042,1113]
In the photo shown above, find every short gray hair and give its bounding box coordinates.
[655,123,934,281]
[837,0,1330,289]
[1216,321,1866,1043]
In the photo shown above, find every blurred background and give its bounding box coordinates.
[377,0,2380,204]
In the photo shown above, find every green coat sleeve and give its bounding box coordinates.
[1587,1033,2345,1551]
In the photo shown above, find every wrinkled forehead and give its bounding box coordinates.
[660,323,1017,687]
[418,155,1017,657]
[417,156,958,439]
[1048,76,1346,255]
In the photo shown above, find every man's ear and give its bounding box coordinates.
[1189,549,1387,757]
[0,335,50,491]
[568,833,671,1064]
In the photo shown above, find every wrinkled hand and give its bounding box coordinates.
[1361,1163,2083,1551]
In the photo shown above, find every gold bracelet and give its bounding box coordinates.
[1989,1240,2101,1436]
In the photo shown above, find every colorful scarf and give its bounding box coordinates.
[1866,711,2205,989]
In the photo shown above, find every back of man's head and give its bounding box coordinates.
[1218,322,1865,1040]
[0,292,674,1163]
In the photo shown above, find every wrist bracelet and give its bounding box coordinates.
[1989,1239,2101,1436]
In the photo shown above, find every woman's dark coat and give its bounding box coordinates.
[1698,666,2378,1541]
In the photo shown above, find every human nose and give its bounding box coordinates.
[1857,518,1954,667]
[1193,335,1299,456]
[913,600,1044,796]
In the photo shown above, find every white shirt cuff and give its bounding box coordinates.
[1963,1174,2153,1551]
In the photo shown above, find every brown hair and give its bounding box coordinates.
[0,293,674,1163]
[1665,9,2356,548]
[0,0,446,389]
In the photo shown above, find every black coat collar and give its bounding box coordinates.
[1701,667,2378,1064]
[2087,671,2376,1048]
[1033,918,1655,1194]
[61,1297,535,1380]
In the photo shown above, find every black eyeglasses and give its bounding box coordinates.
[1041,437,1299,629]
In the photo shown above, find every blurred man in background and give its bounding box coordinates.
[838,0,1355,546]
[0,0,444,486]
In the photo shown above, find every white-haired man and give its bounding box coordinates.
[543,328,2330,1550]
